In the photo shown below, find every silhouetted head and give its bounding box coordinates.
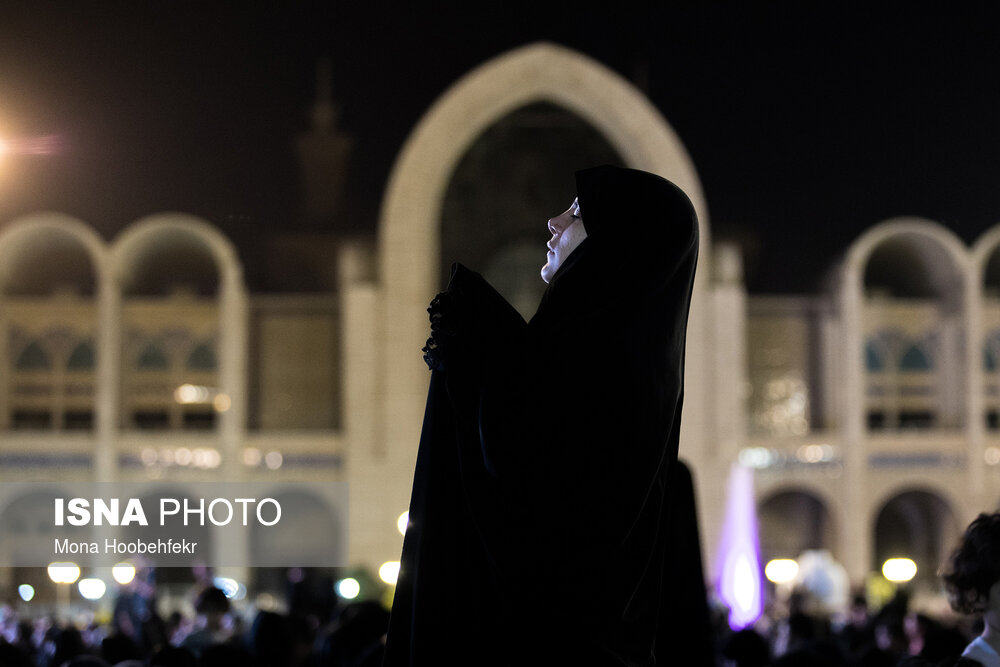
[942,511,1000,614]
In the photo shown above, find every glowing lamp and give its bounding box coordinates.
[336,577,360,599]
[112,562,136,585]
[78,578,106,601]
[47,562,81,584]
[765,559,799,585]
[379,561,401,585]
[397,511,409,536]
[882,558,917,583]
[18,584,34,602]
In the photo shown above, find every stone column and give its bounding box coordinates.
[95,269,120,482]
[840,269,870,583]
[967,270,986,515]
[218,267,248,481]
[702,244,747,564]
[340,242,405,571]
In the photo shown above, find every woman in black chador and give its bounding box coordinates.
[383,165,707,666]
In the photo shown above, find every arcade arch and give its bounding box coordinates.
[0,215,104,431]
[973,229,1000,430]
[871,487,959,586]
[112,216,244,432]
[758,488,836,564]
[849,221,968,431]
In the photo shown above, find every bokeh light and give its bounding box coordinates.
[764,559,799,584]
[47,562,81,584]
[17,584,34,602]
[112,562,136,585]
[336,577,360,599]
[214,577,240,598]
[882,558,917,583]
[379,561,401,585]
[265,451,283,470]
[78,578,107,600]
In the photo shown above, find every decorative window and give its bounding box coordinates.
[865,341,885,372]
[984,330,1000,371]
[15,341,51,370]
[187,342,217,370]
[66,341,95,370]
[899,345,931,372]
[137,344,169,370]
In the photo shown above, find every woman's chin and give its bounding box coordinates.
[540,262,555,284]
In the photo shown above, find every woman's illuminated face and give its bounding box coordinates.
[541,198,587,283]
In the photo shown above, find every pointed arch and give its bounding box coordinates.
[377,41,708,468]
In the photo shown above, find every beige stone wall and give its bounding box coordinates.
[250,297,340,430]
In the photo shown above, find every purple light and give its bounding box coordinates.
[715,464,764,630]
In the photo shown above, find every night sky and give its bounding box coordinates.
[1,2,999,293]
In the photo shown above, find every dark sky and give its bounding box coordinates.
[0,2,998,293]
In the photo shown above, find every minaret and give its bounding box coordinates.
[296,58,353,227]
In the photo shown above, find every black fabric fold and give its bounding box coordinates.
[384,165,707,666]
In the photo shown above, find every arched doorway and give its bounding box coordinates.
[873,488,959,587]
[759,489,835,564]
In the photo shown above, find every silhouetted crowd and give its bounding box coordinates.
[717,589,981,667]
[1,584,989,667]
[0,581,389,667]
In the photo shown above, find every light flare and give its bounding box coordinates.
[0,134,61,156]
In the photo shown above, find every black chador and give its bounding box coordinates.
[384,166,706,666]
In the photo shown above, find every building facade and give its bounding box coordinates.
[1,42,996,607]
